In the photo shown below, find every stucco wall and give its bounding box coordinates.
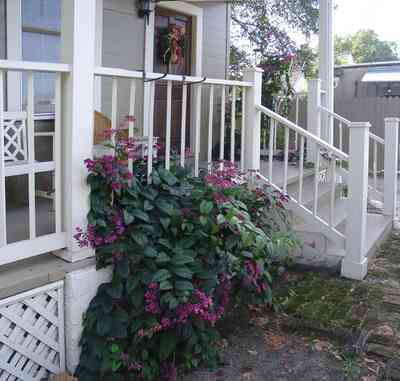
[64,265,113,373]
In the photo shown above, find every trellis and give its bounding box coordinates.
[0,281,65,381]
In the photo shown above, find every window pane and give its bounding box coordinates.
[22,32,60,114]
[22,32,60,63]
[22,0,61,31]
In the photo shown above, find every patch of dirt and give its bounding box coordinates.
[180,325,378,381]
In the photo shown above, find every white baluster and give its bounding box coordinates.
[27,72,36,239]
[240,88,246,172]
[313,147,320,216]
[194,84,202,177]
[329,156,336,227]
[128,79,136,173]
[54,73,62,234]
[0,71,6,246]
[111,77,118,145]
[147,82,155,181]
[283,126,289,192]
[180,83,188,167]
[208,84,214,171]
[373,140,378,192]
[219,86,226,160]
[295,95,299,150]
[165,80,172,170]
[230,86,236,163]
[268,119,274,181]
[298,135,305,205]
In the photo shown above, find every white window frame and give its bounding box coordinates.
[6,0,23,111]
[5,0,103,113]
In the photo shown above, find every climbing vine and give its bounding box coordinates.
[75,127,296,381]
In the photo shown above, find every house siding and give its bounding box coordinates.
[101,0,230,157]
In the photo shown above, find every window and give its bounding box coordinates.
[21,0,61,114]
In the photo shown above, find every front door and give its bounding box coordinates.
[153,9,192,151]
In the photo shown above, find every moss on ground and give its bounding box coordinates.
[275,273,382,329]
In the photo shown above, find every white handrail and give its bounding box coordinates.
[95,66,253,87]
[319,105,384,145]
[256,104,349,160]
[0,60,70,73]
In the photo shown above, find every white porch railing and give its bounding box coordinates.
[94,67,253,177]
[0,60,69,266]
[256,104,349,247]
[319,105,385,195]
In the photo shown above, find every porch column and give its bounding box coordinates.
[58,0,97,262]
[307,79,321,162]
[319,0,334,145]
[243,67,263,171]
[341,122,371,280]
[383,117,400,219]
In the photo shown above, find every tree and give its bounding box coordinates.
[335,30,399,65]
[231,0,319,109]
[231,0,319,58]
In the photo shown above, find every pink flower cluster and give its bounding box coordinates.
[73,212,125,249]
[144,282,160,314]
[204,161,240,190]
[243,260,268,294]
[120,352,143,373]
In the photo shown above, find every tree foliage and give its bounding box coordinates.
[335,30,399,65]
[231,0,319,57]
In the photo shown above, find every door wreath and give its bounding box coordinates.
[158,24,186,65]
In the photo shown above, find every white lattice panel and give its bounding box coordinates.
[3,112,28,163]
[0,282,65,381]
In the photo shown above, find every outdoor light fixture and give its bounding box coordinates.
[137,0,159,23]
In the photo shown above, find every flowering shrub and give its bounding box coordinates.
[76,129,295,381]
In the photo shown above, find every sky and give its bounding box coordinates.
[334,0,400,42]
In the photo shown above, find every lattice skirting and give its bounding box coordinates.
[0,282,65,381]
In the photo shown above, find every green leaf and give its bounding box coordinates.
[132,232,148,246]
[160,217,171,230]
[96,316,113,336]
[199,216,208,226]
[171,254,194,266]
[158,168,178,186]
[143,200,154,211]
[159,280,173,290]
[131,209,150,223]
[115,257,129,279]
[152,269,172,282]
[200,200,214,215]
[126,277,140,294]
[172,266,193,279]
[144,246,158,258]
[123,210,135,225]
[110,343,120,354]
[155,252,170,264]
[175,280,194,291]
[131,289,144,308]
[106,282,123,299]
[156,199,175,216]
[159,331,178,360]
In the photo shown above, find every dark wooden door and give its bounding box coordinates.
[154,9,192,150]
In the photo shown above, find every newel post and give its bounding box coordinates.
[243,67,263,171]
[307,79,321,163]
[383,118,400,219]
[341,122,371,280]
[59,0,98,262]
